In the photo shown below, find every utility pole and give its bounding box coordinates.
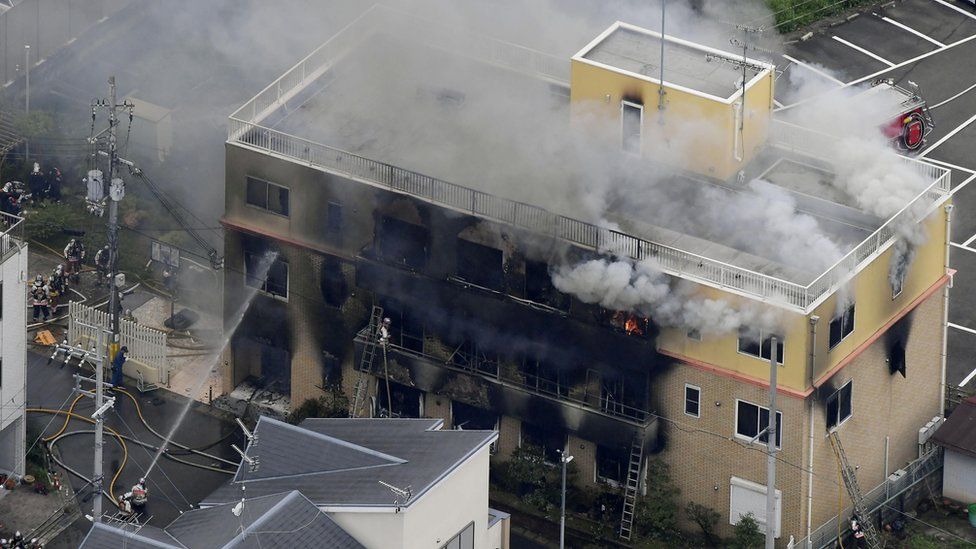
[559,450,574,549]
[24,44,29,162]
[766,337,778,549]
[657,0,667,123]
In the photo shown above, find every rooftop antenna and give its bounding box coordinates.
[657,0,667,124]
[378,480,412,512]
[232,486,246,518]
[231,444,260,473]
[236,418,257,446]
[728,23,764,162]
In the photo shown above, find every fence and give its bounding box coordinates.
[67,300,169,386]
[797,447,943,549]
[0,0,130,88]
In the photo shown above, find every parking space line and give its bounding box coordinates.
[951,242,976,253]
[919,111,976,157]
[880,16,946,47]
[961,367,976,388]
[963,232,976,247]
[949,322,976,336]
[781,54,845,85]
[831,36,896,67]
[952,173,976,197]
[847,33,976,88]
[930,81,976,110]
[934,0,976,22]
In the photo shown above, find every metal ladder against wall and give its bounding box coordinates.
[350,306,384,418]
[619,431,645,541]
[828,431,883,549]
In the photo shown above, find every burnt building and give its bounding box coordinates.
[221,8,952,544]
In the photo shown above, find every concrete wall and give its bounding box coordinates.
[0,243,27,476]
[942,451,976,503]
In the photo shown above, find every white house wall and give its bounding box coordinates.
[943,450,976,503]
[0,243,28,476]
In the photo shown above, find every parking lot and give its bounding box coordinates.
[777,0,976,390]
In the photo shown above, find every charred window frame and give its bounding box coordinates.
[892,270,906,300]
[378,298,424,353]
[826,380,853,430]
[376,381,424,418]
[452,401,499,453]
[621,100,643,155]
[376,216,428,270]
[596,444,629,486]
[519,356,567,397]
[684,384,701,418]
[687,328,702,341]
[520,421,566,464]
[828,303,856,350]
[327,202,342,233]
[456,239,504,291]
[737,330,784,364]
[735,399,782,448]
[243,249,288,301]
[453,340,500,377]
[524,259,568,309]
[245,176,289,217]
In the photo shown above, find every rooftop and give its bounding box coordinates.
[227,5,949,313]
[574,22,768,101]
[80,490,364,549]
[201,417,496,507]
[931,397,976,459]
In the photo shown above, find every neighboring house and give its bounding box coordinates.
[0,214,28,478]
[79,490,364,548]
[931,397,976,503]
[201,417,507,549]
[221,5,951,543]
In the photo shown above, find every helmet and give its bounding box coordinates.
[138,477,146,484]
[103,245,109,251]
[383,317,391,324]
[34,274,42,283]
[69,238,76,245]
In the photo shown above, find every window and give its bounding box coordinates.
[687,328,701,341]
[826,380,853,430]
[376,216,428,270]
[520,421,566,464]
[244,250,288,300]
[892,270,905,299]
[245,176,289,216]
[829,303,855,349]
[327,202,342,233]
[456,239,504,291]
[596,444,629,485]
[621,101,643,154]
[441,522,475,549]
[729,477,781,537]
[376,381,423,418]
[738,330,784,364]
[684,384,701,418]
[524,259,568,309]
[735,400,782,448]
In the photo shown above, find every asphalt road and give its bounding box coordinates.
[778,0,976,392]
[24,350,243,531]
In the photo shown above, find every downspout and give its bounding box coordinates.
[940,204,953,417]
[806,315,820,549]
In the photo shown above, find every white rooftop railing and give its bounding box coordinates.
[227,9,951,314]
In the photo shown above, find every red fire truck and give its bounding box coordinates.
[855,78,934,153]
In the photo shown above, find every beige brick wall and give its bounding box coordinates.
[425,394,453,426]
[494,416,521,462]
[287,246,328,406]
[567,434,599,488]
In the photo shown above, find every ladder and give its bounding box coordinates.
[350,306,384,418]
[828,431,883,549]
[619,431,645,541]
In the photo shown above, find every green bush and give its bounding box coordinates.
[633,458,681,542]
[765,0,873,33]
[287,385,350,424]
[729,513,765,549]
[490,444,578,514]
[686,501,721,545]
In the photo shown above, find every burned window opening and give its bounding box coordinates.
[376,381,423,418]
[738,329,784,364]
[829,303,855,350]
[320,256,347,308]
[452,401,498,431]
[601,373,647,417]
[889,339,906,377]
[376,215,428,270]
[378,298,425,353]
[525,259,568,309]
[520,421,566,464]
[596,443,629,485]
[605,310,651,339]
[826,380,853,430]
[736,400,782,448]
[321,351,340,388]
[520,356,568,398]
[243,242,288,300]
[456,239,504,291]
[451,340,500,377]
[327,202,343,233]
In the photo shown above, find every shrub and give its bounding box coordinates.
[729,513,765,549]
[633,458,680,541]
[685,501,721,544]
[287,385,349,424]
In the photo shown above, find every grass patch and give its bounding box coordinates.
[766,0,875,32]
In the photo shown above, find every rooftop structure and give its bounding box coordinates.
[0,213,28,479]
[227,6,949,314]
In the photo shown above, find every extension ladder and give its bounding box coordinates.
[349,306,384,418]
[619,430,645,541]
[828,431,883,549]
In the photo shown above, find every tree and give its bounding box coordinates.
[287,384,349,424]
[633,458,680,541]
[685,501,720,545]
[729,513,765,549]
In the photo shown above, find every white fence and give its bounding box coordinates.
[67,301,169,386]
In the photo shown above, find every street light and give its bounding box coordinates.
[559,451,574,549]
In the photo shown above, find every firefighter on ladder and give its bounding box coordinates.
[378,317,391,346]
[851,514,867,548]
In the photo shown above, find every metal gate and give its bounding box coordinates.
[67,301,169,386]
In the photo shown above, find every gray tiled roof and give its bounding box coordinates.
[80,491,363,549]
[202,417,497,508]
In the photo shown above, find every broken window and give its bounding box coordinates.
[245,176,289,216]
[738,330,784,364]
[452,340,499,377]
[601,373,648,420]
[892,270,906,299]
[244,247,288,300]
[456,239,504,290]
[605,310,651,339]
[520,356,567,397]
[596,444,629,485]
[376,381,423,418]
[685,384,701,418]
[520,421,566,464]
[451,401,498,431]
[379,298,424,353]
[327,202,342,233]
[320,256,347,308]
[736,400,782,448]
[321,351,339,388]
[524,259,568,309]
[621,101,643,154]
[889,339,906,377]
[826,380,853,430]
[376,216,428,270]
[828,303,855,350]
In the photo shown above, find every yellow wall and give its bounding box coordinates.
[569,59,773,181]
[656,202,949,393]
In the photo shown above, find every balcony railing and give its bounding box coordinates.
[354,328,653,425]
[0,212,25,262]
[228,7,950,314]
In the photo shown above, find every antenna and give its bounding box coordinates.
[236,418,257,445]
[727,23,764,163]
[378,480,412,512]
[231,444,260,473]
[657,0,667,123]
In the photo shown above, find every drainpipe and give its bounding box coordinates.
[940,204,953,417]
[805,315,819,549]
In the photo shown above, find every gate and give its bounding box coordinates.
[67,301,169,387]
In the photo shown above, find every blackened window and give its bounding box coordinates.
[525,259,568,308]
[451,401,498,431]
[244,249,288,300]
[245,176,289,216]
[684,384,701,418]
[736,400,782,448]
[826,380,853,430]
[828,303,855,349]
[621,101,643,154]
[379,298,424,353]
[376,381,423,418]
[327,202,342,233]
[738,330,784,364]
[520,421,565,464]
[596,444,629,484]
[520,356,566,397]
[320,256,347,308]
[892,270,905,299]
[456,239,504,290]
[377,216,428,270]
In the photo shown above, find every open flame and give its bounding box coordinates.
[624,315,643,336]
[611,311,647,337]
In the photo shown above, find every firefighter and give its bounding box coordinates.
[46,166,62,204]
[111,346,128,388]
[63,239,85,281]
[130,477,148,510]
[30,277,50,322]
[27,163,45,205]
[851,514,867,548]
[118,491,134,517]
[48,264,66,311]
[378,317,392,346]
[94,245,110,287]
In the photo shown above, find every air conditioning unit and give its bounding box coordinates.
[918,415,944,446]
[887,469,907,483]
